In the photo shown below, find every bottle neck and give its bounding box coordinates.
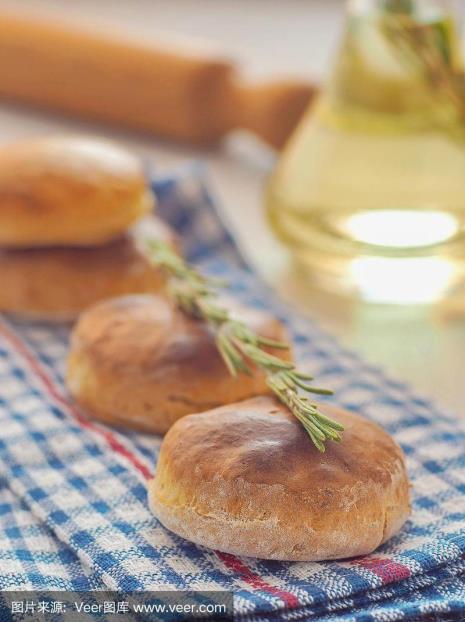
[381,0,414,11]
[349,0,412,12]
[350,0,452,17]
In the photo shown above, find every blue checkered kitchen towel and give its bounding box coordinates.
[0,167,465,622]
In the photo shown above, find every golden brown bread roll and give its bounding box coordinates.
[0,135,152,247]
[149,396,411,561]
[67,295,290,433]
[0,216,174,321]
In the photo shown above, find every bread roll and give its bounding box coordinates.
[67,296,290,433]
[0,216,173,320]
[149,396,411,561]
[0,136,151,247]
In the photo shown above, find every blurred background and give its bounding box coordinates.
[0,0,463,416]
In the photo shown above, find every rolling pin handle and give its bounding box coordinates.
[229,79,318,150]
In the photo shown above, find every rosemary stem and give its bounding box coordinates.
[146,240,343,451]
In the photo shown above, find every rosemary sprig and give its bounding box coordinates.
[146,240,343,452]
[382,8,465,131]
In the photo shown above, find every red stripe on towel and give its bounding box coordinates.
[0,321,151,480]
[216,552,300,607]
[353,556,411,584]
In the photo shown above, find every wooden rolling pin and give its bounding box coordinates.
[0,13,318,149]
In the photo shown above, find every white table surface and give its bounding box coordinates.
[0,0,463,418]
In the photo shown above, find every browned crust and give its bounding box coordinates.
[67,297,291,433]
[0,136,150,247]
[0,215,174,319]
[149,396,411,560]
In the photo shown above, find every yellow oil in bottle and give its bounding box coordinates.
[267,0,465,303]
